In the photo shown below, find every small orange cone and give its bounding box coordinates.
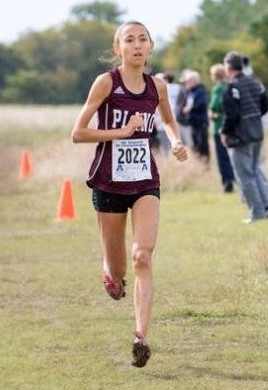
[19,150,32,179]
[56,179,75,220]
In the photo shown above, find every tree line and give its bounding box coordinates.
[0,0,267,104]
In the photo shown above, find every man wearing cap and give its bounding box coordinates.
[221,51,268,223]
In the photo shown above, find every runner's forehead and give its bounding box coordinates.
[120,24,149,38]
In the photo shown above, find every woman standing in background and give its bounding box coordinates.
[209,64,235,192]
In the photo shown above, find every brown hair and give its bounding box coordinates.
[210,64,226,81]
[163,71,175,83]
[114,21,153,43]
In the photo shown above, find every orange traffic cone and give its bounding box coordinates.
[56,179,75,220]
[19,150,32,179]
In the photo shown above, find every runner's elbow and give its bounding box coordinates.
[71,128,80,143]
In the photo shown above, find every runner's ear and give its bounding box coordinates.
[113,42,120,55]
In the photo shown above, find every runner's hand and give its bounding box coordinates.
[172,140,188,162]
[124,114,144,137]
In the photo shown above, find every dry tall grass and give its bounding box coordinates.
[0,104,82,131]
[1,105,267,199]
[0,105,222,194]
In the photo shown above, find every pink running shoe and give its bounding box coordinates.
[102,272,126,300]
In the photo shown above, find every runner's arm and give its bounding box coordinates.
[71,73,143,143]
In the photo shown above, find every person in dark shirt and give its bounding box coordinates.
[221,51,268,223]
[183,70,210,163]
[71,21,188,367]
[175,69,194,149]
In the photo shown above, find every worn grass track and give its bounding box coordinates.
[0,105,267,389]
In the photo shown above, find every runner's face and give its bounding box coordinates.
[114,24,153,66]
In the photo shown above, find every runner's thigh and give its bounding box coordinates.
[131,195,160,250]
[97,212,128,263]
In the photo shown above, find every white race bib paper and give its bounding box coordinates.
[112,139,152,182]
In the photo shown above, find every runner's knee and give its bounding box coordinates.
[132,245,152,272]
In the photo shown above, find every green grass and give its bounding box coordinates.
[0,106,268,389]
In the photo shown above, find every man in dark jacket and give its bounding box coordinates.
[183,70,210,162]
[221,51,268,223]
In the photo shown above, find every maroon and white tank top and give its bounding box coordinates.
[86,67,160,194]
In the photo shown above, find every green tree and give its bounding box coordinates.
[162,25,197,77]
[70,1,124,24]
[250,12,268,56]
[196,0,255,40]
[162,0,268,88]
[0,44,24,91]
[252,0,268,13]
[4,0,267,103]
[204,32,267,86]
[61,20,115,101]
[12,29,65,72]
[2,70,52,103]
[8,20,116,103]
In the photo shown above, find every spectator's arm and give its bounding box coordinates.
[260,89,268,116]
[221,85,240,135]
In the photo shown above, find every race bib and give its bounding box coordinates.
[112,139,152,182]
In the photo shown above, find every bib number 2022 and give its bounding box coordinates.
[117,147,146,164]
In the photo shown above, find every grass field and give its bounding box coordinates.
[0,105,268,389]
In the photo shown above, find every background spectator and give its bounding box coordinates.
[221,51,268,223]
[209,63,235,192]
[183,70,210,164]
